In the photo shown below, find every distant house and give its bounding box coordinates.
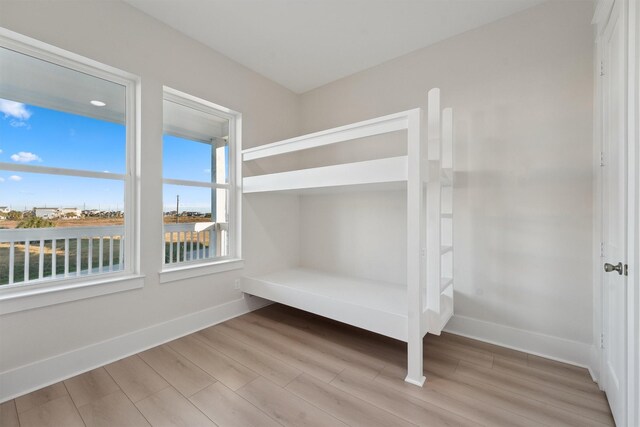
[59,207,81,218]
[34,207,60,219]
[0,207,9,214]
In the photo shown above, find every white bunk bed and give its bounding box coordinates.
[241,89,454,386]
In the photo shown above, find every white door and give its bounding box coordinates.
[601,1,628,425]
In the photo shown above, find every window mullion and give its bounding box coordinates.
[0,162,126,181]
[162,178,229,189]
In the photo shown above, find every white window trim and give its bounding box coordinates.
[159,259,244,284]
[159,87,242,282]
[0,27,142,313]
[0,274,145,315]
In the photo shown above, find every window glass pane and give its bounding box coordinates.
[163,184,212,221]
[0,171,125,218]
[0,47,126,173]
[163,99,229,184]
[0,173,125,285]
[162,184,229,263]
[0,233,126,285]
[0,46,130,287]
[163,134,212,182]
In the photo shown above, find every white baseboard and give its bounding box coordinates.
[443,314,599,382]
[0,295,271,403]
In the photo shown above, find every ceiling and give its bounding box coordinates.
[0,45,126,123]
[125,0,544,93]
[164,98,229,143]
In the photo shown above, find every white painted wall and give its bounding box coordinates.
[298,1,595,360]
[0,0,300,393]
[301,190,407,286]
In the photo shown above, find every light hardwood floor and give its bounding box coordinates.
[1,304,614,427]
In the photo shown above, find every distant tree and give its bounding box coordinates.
[64,212,77,219]
[17,216,55,229]
[6,210,22,221]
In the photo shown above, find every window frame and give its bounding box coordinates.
[0,27,142,313]
[159,87,242,282]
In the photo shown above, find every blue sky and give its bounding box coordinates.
[0,99,222,212]
[162,135,229,213]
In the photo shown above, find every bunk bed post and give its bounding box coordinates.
[405,108,426,387]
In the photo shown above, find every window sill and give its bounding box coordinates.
[159,259,244,284]
[0,274,145,315]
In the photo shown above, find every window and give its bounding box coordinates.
[0,34,138,293]
[161,88,241,276]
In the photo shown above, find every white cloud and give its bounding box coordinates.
[10,120,30,129]
[10,151,41,163]
[0,149,3,154]
[0,177,4,182]
[0,99,32,120]
[204,168,211,174]
[9,175,22,182]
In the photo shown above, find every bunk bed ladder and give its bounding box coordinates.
[426,89,455,335]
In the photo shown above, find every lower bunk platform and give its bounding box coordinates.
[240,268,409,342]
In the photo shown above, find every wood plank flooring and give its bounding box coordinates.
[3,304,614,426]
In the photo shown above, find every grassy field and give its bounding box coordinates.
[0,216,202,230]
[0,217,213,285]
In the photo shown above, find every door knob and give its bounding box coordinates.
[604,262,623,275]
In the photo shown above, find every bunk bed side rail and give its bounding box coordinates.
[243,156,408,193]
[243,108,421,161]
